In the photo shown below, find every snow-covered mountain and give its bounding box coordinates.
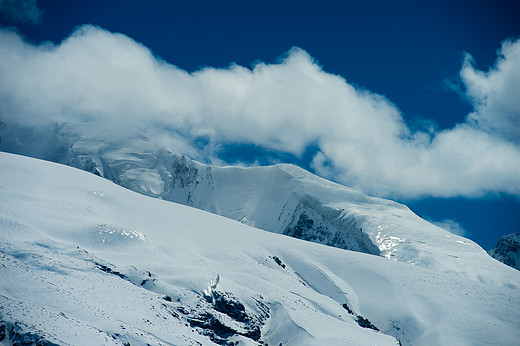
[0,122,494,271]
[1,152,520,345]
[489,233,520,270]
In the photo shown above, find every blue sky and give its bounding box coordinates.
[1,0,519,249]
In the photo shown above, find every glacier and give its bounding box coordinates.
[1,152,520,345]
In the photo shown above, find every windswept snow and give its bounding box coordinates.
[1,152,520,345]
[0,123,499,273]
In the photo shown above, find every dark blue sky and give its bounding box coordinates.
[2,0,519,249]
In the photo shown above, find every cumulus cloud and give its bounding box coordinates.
[0,25,519,199]
[461,39,520,143]
[0,0,41,24]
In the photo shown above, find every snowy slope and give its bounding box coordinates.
[0,122,497,273]
[489,233,520,270]
[1,152,520,345]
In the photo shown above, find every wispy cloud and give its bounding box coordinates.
[0,0,41,24]
[431,219,469,237]
[0,25,519,199]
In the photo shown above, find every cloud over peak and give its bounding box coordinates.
[462,38,520,143]
[0,25,519,199]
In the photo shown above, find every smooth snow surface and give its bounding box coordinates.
[1,152,520,345]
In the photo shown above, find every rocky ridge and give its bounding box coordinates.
[488,233,520,270]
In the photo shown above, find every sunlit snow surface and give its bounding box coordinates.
[1,152,520,345]
[375,230,406,259]
[91,224,145,245]
[0,123,504,270]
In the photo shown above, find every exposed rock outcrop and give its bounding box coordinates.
[488,233,520,270]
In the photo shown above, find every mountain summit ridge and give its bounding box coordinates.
[0,121,491,271]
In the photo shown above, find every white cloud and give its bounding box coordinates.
[0,25,519,199]
[461,39,520,143]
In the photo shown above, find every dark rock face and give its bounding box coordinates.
[0,322,60,346]
[338,303,380,333]
[189,313,236,344]
[188,290,266,345]
[341,302,354,315]
[271,256,286,269]
[171,155,201,190]
[94,262,126,279]
[287,213,316,239]
[488,233,520,271]
[356,316,379,331]
[212,291,249,324]
[0,323,5,342]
